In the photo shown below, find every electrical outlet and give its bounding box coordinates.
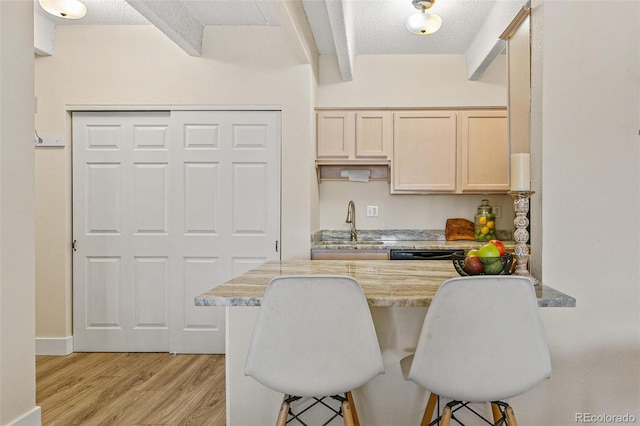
[366,205,379,217]
[494,206,502,218]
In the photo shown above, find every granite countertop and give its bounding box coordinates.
[312,240,516,251]
[311,229,516,251]
[195,260,576,308]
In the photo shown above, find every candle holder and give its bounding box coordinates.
[508,191,535,280]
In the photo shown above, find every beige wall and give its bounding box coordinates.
[34,24,317,339]
[318,54,508,108]
[318,181,514,233]
[516,2,640,423]
[0,2,38,424]
[316,54,514,233]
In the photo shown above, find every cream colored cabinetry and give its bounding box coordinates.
[317,108,508,192]
[317,110,391,161]
[391,109,508,194]
[458,110,509,193]
[391,111,458,193]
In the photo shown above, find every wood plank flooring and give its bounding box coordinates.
[36,353,225,426]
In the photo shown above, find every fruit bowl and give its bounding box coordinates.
[452,251,514,276]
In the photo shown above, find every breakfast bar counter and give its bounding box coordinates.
[198,260,575,425]
[195,259,576,308]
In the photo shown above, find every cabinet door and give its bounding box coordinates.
[392,111,457,193]
[458,110,509,193]
[355,111,391,159]
[317,110,352,159]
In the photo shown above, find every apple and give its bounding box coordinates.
[488,239,506,256]
[466,249,479,257]
[464,256,484,275]
[477,243,500,264]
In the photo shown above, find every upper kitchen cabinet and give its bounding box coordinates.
[458,110,509,193]
[391,109,509,194]
[392,111,458,193]
[318,108,509,191]
[317,110,391,161]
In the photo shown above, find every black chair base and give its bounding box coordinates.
[278,392,358,426]
[424,396,518,426]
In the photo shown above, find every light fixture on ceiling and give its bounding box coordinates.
[38,0,87,19]
[406,0,442,35]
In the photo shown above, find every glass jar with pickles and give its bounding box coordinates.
[474,199,496,242]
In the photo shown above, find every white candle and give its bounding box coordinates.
[511,153,530,191]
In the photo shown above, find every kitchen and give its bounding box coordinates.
[1,1,639,426]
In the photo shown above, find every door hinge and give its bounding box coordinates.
[72,239,77,252]
[275,240,279,252]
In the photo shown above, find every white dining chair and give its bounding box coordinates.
[245,275,385,425]
[401,275,551,426]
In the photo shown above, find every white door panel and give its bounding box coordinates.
[74,112,172,352]
[169,111,280,354]
[73,110,280,353]
[133,163,169,235]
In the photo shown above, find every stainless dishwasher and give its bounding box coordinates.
[311,249,389,260]
[389,249,464,261]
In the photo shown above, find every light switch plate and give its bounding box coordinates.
[367,205,379,217]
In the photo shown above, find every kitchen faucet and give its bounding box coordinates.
[345,200,357,241]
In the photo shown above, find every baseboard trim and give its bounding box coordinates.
[9,406,41,426]
[36,336,73,355]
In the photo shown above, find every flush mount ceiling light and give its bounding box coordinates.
[406,0,442,35]
[39,0,87,19]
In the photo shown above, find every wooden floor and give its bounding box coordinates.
[36,352,225,426]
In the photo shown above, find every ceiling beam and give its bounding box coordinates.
[269,0,318,66]
[325,0,355,81]
[465,0,529,80]
[34,10,55,56]
[125,0,203,56]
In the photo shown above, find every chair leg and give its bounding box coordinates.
[420,393,439,426]
[275,395,290,426]
[505,406,518,426]
[346,391,360,426]
[440,406,452,426]
[342,400,355,426]
[492,403,502,423]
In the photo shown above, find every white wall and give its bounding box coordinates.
[34,24,317,340]
[512,2,639,424]
[316,54,513,233]
[0,2,39,425]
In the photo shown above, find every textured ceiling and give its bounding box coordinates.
[35,0,525,80]
[34,0,149,24]
[181,0,280,26]
[36,0,500,55]
[303,0,498,55]
[34,0,281,26]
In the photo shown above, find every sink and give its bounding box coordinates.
[317,240,385,245]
